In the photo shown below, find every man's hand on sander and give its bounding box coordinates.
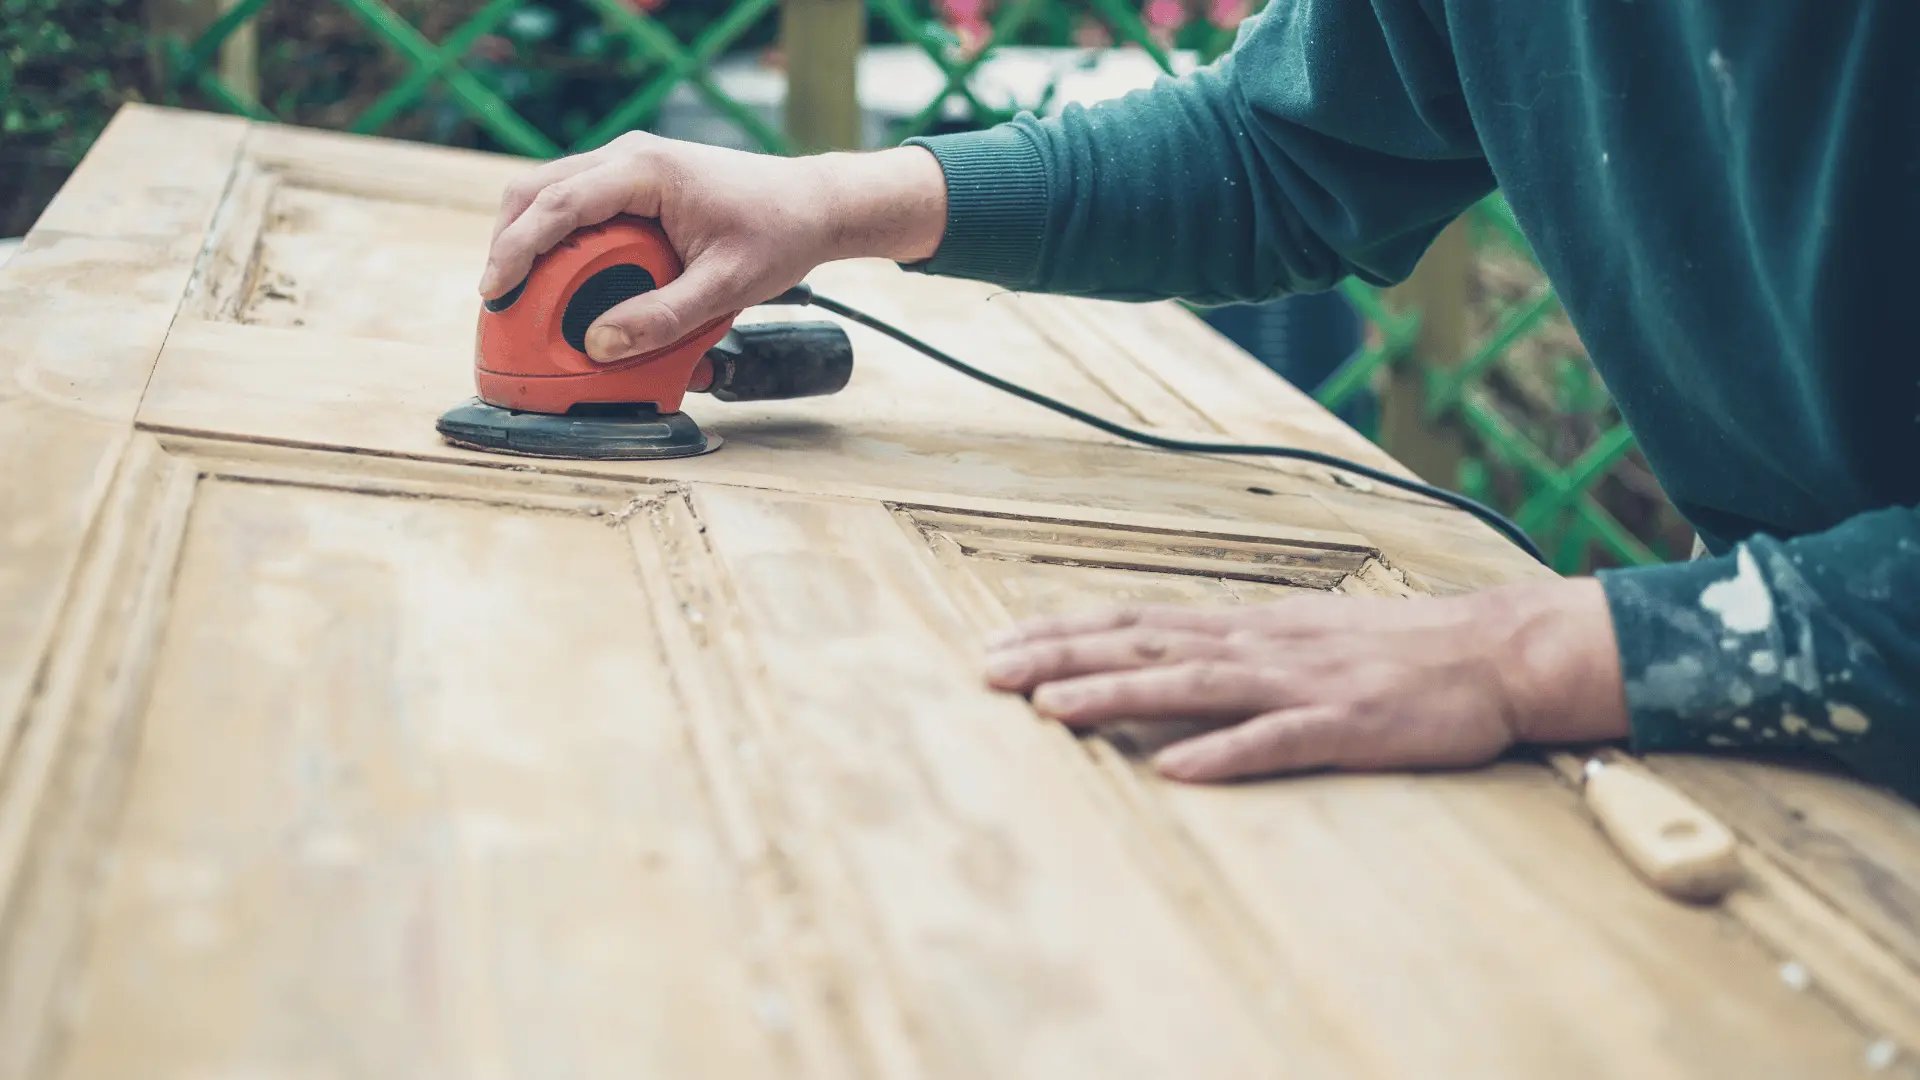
[479,133,948,363]
[985,579,1632,782]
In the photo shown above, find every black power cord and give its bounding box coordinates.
[770,284,1548,566]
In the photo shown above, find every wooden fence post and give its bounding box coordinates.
[781,0,864,152]
[1379,216,1472,486]
[146,0,260,103]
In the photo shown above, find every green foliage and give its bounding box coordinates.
[0,0,150,234]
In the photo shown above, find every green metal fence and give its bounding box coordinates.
[145,0,1683,573]
[1322,202,1671,571]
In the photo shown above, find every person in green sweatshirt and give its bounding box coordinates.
[477,1,1919,798]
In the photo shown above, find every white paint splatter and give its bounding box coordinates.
[1763,547,1835,696]
[1709,49,1737,119]
[1782,713,1810,736]
[1830,704,1872,735]
[1783,651,1820,694]
[1750,650,1779,676]
[1866,1038,1899,1072]
[1779,960,1812,992]
[1601,151,1610,165]
[1810,729,1840,744]
[1706,735,1737,747]
[1732,716,1752,730]
[1701,546,1774,634]
[1631,654,1707,711]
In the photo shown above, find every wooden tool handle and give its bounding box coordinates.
[1583,760,1743,903]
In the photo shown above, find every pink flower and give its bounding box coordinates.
[937,0,992,55]
[1072,16,1113,47]
[1143,0,1187,29]
[938,0,985,23]
[1206,0,1249,28]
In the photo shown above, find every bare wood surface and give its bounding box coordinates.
[0,104,246,795]
[1645,756,1920,969]
[5,107,1920,1079]
[53,477,805,1079]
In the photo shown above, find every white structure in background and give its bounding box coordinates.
[655,43,1202,151]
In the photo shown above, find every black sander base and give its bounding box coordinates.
[435,399,720,460]
[437,319,852,462]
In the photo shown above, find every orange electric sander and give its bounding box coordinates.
[436,214,852,460]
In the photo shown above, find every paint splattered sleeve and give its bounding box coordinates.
[1595,505,1920,798]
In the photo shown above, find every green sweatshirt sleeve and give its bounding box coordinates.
[1597,509,1920,797]
[903,0,1498,304]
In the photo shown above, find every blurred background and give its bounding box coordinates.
[0,0,1694,571]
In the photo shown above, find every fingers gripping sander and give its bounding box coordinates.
[436,215,853,460]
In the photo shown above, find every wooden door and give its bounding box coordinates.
[7,105,1920,1079]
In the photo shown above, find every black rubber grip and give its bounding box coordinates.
[704,321,854,402]
[560,264,657,353]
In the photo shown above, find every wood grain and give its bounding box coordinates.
[244,121,526,214]
[0,104,246,804]
[905,505,1904,1079]
[684,484,1292,1078]
[51,475,797,1080]
[7,106,1920,1079]
[1643,757,1920,969]
[0,437,198,1080]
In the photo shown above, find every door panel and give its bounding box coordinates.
[8,433,1873,1080]
[238,183,491,345]
[58,467,795,1080]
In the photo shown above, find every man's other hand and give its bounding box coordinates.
[983,580,1630,783]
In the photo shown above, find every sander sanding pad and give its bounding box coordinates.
[435,398,720,461]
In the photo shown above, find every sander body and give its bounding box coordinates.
[437,215,852,460]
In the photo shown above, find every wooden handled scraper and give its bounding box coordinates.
[1564,753,1744,903]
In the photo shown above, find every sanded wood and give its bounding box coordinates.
[1645,755,1920,968]
[0,104,246,822]
[53,477,801,1079]
[5,106,1920,1079]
